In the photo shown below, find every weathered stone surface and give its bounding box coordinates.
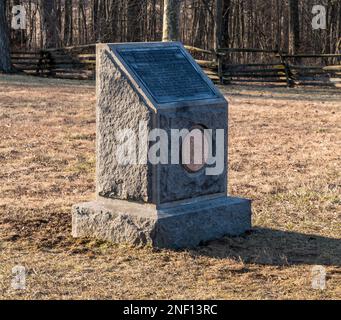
[155,196,252,248]
[158,105,227,203]
[72,199,157,246]
[96,45,153,202]
[72,197,252,249]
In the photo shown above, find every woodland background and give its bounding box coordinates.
[3,0,341,54]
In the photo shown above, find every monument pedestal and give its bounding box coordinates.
[72,197,251,249]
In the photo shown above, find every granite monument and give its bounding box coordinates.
[72,42,252,248]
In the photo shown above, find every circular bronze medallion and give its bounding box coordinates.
[182,125,209,173]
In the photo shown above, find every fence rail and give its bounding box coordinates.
[10,45,341,88]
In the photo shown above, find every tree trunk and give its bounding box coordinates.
[127,0,141,42]
[222,0,230,48]
[109,0,118,42]
[288,0,300,54]
[150,0,157,40]
[0,0,11,72]
[64,0,73,46]
[276,0,281,51]
[162,0,180,41]
[214,0,222,54]
[11,0,22,49]
[40,0,58,48]
[91,0,98,42]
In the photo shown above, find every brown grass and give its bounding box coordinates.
[0,74,340,300]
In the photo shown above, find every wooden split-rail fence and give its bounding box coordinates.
[190,46,341,88]
[10,44,341,88]
[11,44,96,80]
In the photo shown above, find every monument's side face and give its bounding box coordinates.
[96,45,153,202]
[157,103,227,204]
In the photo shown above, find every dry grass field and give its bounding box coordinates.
[0,74,340,300]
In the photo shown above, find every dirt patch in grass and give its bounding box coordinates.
[0,74,340,299]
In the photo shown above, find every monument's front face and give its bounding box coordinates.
[72,42,251,248]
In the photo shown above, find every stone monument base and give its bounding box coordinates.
[72,197,252,249]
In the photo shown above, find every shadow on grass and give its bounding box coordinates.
[193,228,341,266]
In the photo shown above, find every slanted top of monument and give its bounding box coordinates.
[106,42,225,107]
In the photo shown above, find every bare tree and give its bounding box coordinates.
[222,0,231,47]
[64,0,73,46]
[40,0,58,48]
[162,0,180,41]
[11,0,22,48]
[288,0,300,54]
[127,0,142,42]
[214,0,222,54]
[0,0,11,72]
